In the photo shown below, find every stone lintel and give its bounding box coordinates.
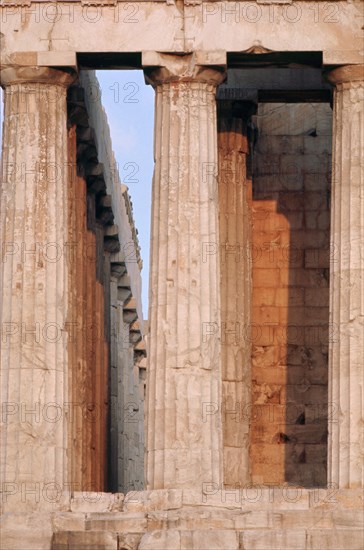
[218,66,333,103]
[3,50,78,69]
[142,51,227,86]
[37,51,77,68]
[323,51,364,67]
[223,67,331,91]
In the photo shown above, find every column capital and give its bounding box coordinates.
[142,51,227,87]
[0,65,77,89]
[325,64,364,86]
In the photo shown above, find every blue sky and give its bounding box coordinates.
[96,70,154,317]
[0,72,154,318]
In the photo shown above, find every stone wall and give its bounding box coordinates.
[67,124,109,492]
[250,102,332,487]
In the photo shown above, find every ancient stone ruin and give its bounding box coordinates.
[0,2,363,548]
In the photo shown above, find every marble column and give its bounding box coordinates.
[143,53,226,489]
[0,66,76,507]
[217,101,254,486]
[326,65,364,489]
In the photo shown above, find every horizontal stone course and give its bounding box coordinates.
[2,491,363,549]
[123,489,183,513]
[85,512,147,533]
[70,492,124,513]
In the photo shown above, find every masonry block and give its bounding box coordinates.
[240,528,307,549]
[52,531,118,550]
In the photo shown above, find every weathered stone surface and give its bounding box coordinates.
[0,66,76,511]
[52,530,118,550]
[117,532,143,550]
[325,65,364,489]
[234,510,281,530]
[181,529,239,550]
[309,488,364,510]
[52,512,86,532]
[67,121,110,494]
[1,3,362,64]
[144,53,226,490]
[0,513,54,549]
[123,489,183,513]
[307,529,364,550]
[239,529,307,550]
[2,490,364,549]
[218,103,252,487]
[331,509,364,528]
[1,530,53,550]
[250,101,332,487]
[85,512,147,533]
[138,530,180,550]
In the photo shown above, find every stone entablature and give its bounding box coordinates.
[1,2,362,67]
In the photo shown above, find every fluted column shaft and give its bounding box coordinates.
[0,66,75,507]
[217,102,253,486]
[327,65,364,488]
[144,55,226,489]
